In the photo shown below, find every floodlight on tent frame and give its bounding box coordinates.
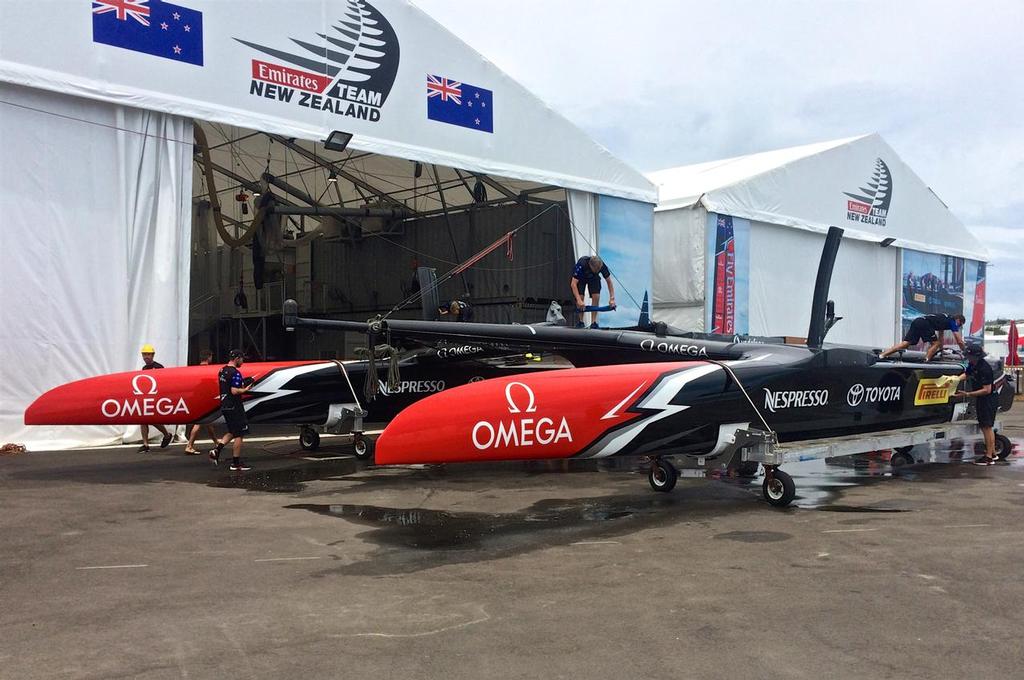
[324,130,353,152]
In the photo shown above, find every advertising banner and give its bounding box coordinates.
[704,213,749,334]
[901,249,985,345]
[963,260,986,341]
[901,250,964,329]
[595,196,654,328]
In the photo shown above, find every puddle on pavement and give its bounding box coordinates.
[288,494,691,551]
[284,491,762,575]
[209,457,358,492]
[263,438,1024,575]
[714,530,791,543]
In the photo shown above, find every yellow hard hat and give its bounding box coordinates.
[140,343,156,354]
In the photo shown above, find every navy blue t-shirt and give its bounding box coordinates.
[218,365,244,411]
[925,314,960,333]
[573,256,610,283]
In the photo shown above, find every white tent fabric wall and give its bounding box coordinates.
[566,189,598,259]
[652,206,705,330]
[0,84,192,449]
[747,221,898,347]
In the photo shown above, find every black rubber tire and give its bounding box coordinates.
[995,434,1013,461]
[299,428,320,451]
[890,451,914,468]
[648,459,678,493]
[353,436,374,461]
[762,469,796,507]
[734,460,761,478]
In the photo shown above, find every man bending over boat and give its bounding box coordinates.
[879,313,965,361]
[571,255,615,329]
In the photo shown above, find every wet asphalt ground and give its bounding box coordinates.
[2,410,1024,679]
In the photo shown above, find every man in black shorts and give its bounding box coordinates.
[138,343,173,453]
[954,344,1001,465]
[209,349,253,471]
[570,254,615,329]
[880,313,966,361]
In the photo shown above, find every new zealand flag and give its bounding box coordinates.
[427,75,493,133]
[92,0,204,66]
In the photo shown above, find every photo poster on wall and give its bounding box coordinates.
[704,213,749,335]
[901,249,984,345]
[594,196,654,328]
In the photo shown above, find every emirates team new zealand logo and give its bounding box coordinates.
[843,157,892,227]
[236,0,400,122]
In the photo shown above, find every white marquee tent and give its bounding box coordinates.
[0,0,655,448]
[647,134,988,347]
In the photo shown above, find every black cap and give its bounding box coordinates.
[964,343,986,358]
[228,349,244,359]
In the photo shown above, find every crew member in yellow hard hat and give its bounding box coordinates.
[138,343,173,453]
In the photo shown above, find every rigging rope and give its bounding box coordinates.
[381,203,556,320]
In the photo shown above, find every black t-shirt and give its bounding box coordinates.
[967,360,999,404]
[142,361,164,370]
[573,256,611,284]
[218,365,244,411]
[924,314,959,332]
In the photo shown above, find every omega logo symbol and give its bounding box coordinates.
[504,382,537,414]
[132,374,158,396]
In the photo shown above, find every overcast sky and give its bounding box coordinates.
[416,0,1023,320]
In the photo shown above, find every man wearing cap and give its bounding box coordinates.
[954,344,1001,465]
[880,313,966,361]
[209,349,253,471]
[570,254,615,329]
[138,344,173,453]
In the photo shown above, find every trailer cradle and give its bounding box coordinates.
[651,416,1010,507]
[295,360,374,460]
[738,418,1004,467]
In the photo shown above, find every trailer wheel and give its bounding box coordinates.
[995,434,1013,461]
[648,459,678,493]
[890,451,914,468]
[763,469,795,507]
[353,435,374,462]
[299,427,320,451]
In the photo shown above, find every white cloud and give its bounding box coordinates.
[415,0,1024,320]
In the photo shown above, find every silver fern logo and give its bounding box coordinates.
[236,0,400,122]
[843,158,892,226]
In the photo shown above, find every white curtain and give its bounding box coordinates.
[566,189,598,259]
[652,206,705,330]
[0,83,192,449]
